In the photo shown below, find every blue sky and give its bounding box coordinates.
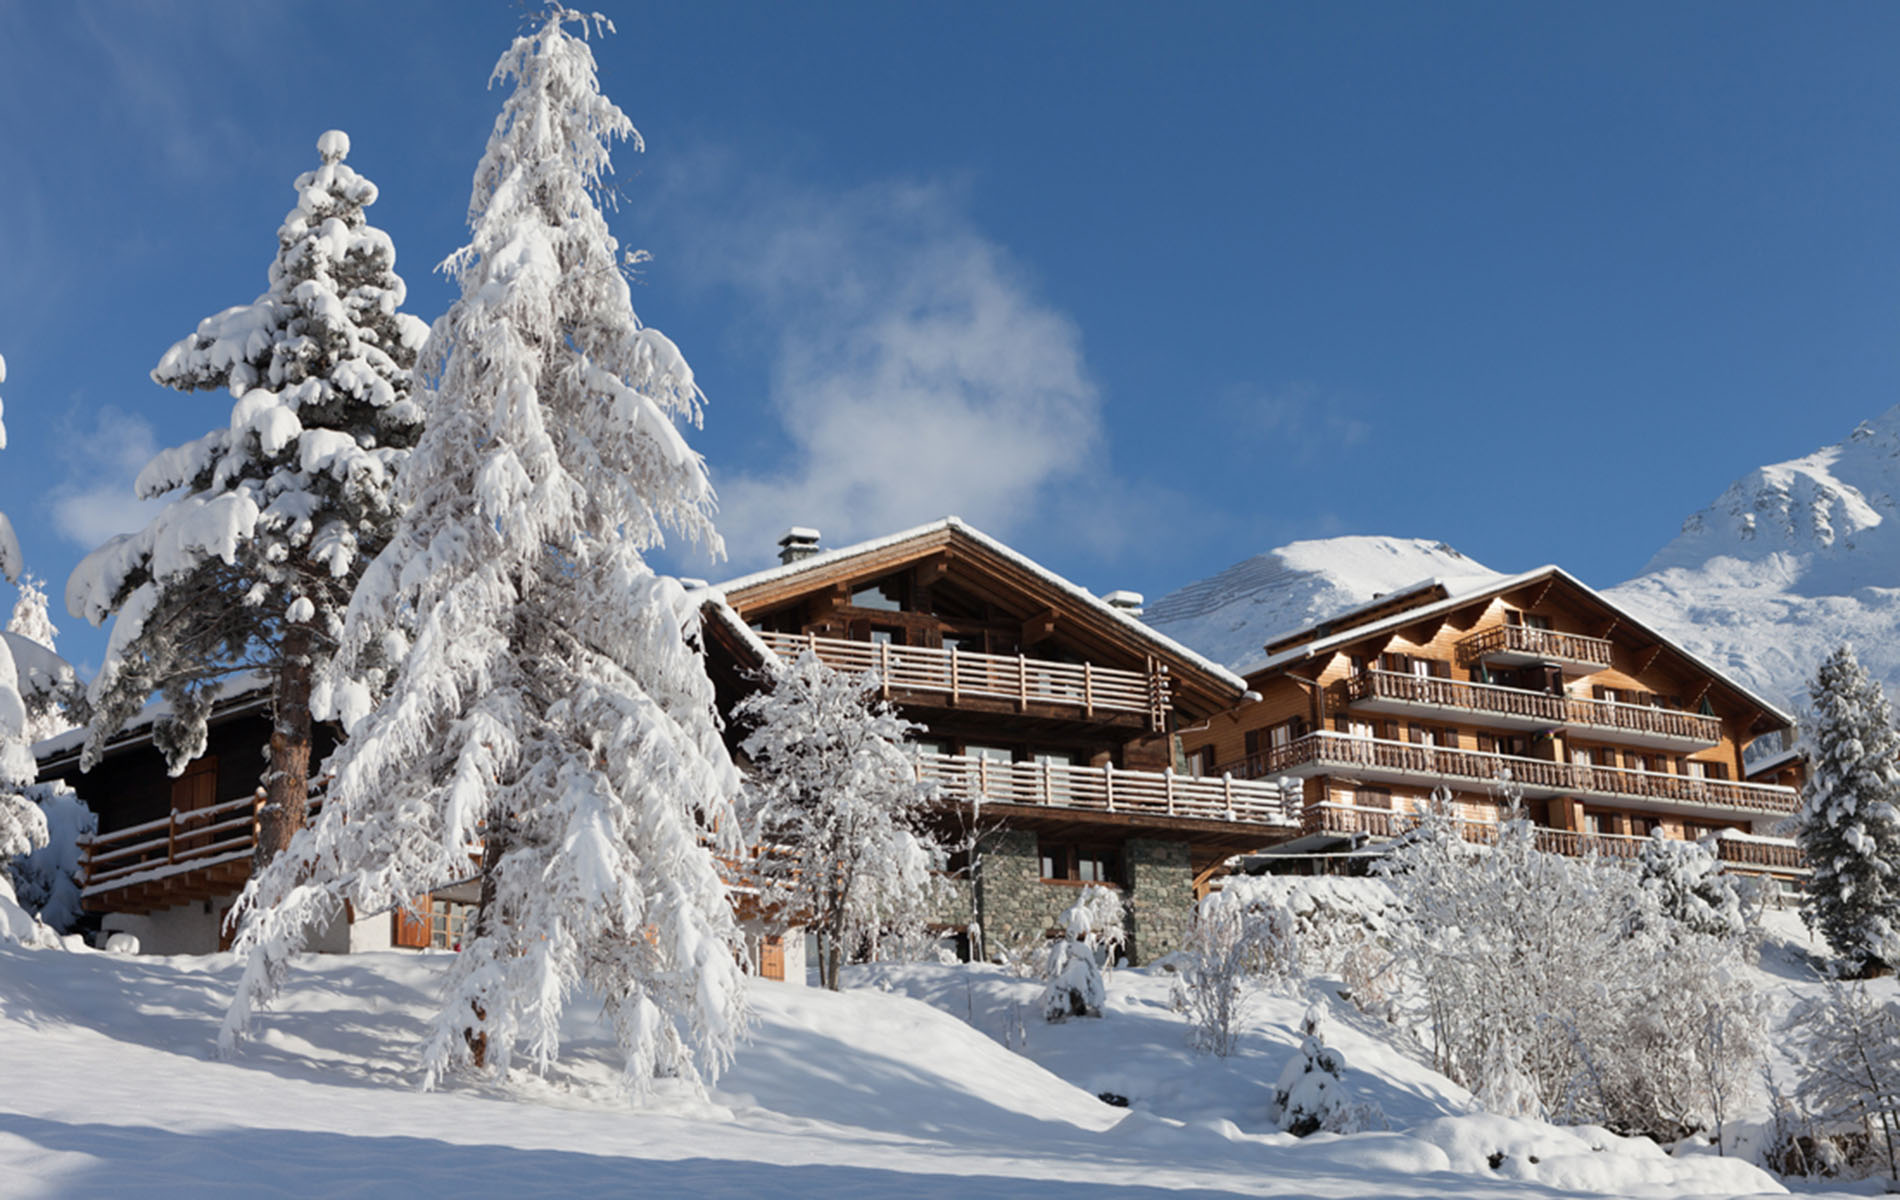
[3,2,1900,670]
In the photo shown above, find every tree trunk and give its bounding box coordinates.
[256,625,314,872]
[466,823,510,1069]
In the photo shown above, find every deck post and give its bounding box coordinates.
[1104,762,1115,812]
[1165,767,1176,816]
[879,642,892,700]
[950,647,960,707]
[1083,662,1095,717]
[1041,758,1052,805]
[166,810,177,866]
[1017,654,1028,712]
[1223,773,1234,820]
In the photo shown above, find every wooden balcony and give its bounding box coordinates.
[916,751,1299,829]
[1456,625,1613,674]
[1303,802,1804,873]
[83,792,271,914]
[758,631,1170,729]
[1347,669,1722,750]
[1230,732,1797,819]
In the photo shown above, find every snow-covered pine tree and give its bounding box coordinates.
[1795,644,1900,975]
[734,648,943,990]
[66,131,427,869]
[223,8,748,1097]
[0,353,54,947]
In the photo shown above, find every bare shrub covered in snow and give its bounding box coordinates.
[1635,829,1748,941]
[1791,983,1900,1183]
[1796,644,1900,975]
[224,9,747,1097]
[1171,880,1297,1056]
[1381,786,1766,1144]
[734,649,944,990]
[67,126,427,869]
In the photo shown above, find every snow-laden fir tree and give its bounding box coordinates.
[224,8,748,1096]
[734,649,944,990]
[66,131,427,868]
[1796,644,1900,975]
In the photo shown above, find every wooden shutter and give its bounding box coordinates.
[392,895,433,948]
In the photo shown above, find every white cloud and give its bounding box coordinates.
[48,406,163,549]
[659,171,1113,570]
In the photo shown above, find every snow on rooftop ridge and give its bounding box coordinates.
[712,517,1247,692]
[1145,536,1504,674]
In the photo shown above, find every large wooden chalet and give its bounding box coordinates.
[701,519,1302,962]
[1175,567,1808,886]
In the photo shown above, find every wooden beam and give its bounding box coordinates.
[1020,606,1059,648]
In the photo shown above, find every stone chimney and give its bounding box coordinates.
[777,527,822,566]
[1102,589,1144,618]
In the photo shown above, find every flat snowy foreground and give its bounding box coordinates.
[0,943,1834,1199]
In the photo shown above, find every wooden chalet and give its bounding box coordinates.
[702,518,1302,962]
[1177,566,1808,886]
[34,683,470,955]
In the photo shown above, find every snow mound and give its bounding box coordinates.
[1146,536,1503,673]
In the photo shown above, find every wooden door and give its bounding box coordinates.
[759,935,786,981]
[171,756,218,858]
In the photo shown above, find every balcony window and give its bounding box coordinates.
[1505,610,1553,631]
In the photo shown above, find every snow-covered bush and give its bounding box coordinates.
[1381,787,1765,1142]
[1269,1002,1384,1136]
[735,649,945,990]
[1795,645,1900,975]
[1037,886,1124,1021]
[1791,983,1900,1184]
[67,126,427,868]
[1635,829,1748,940]
[6,577,75,744]
[7,782,94,932]
[1213,873,1400,1016]
[224,9,748,1098]
[1170,881,1296,1056]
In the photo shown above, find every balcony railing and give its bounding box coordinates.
[80,786,332,910]
[1347,669,1722,747]
[759,631,1169,727]
[1456,625,1613,670]
[916,751,1299,828]
[1304,802,1804,872]
[1228,732,1797,817]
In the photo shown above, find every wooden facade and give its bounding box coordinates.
[706,519,1302,958]
[1177,567,1807,880]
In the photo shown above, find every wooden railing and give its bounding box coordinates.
[1457,625,1613,669]
[1229,732,1797,816]
[1348,669,1722,745]
[1305,803,1805,871]
[915,751,1299,827]
[758,631,1169,727]
[81,788,324,897]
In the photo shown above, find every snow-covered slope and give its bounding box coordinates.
[0,943,1785,1198]
[1145,537,1503,674]
[1608,404,1900,711]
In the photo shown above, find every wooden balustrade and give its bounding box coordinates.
[915,751,1299,828]
[1348,669,1722,745]
[757,631,1169,726]
[1304,802,1804,871]
[1228,732,1798,816]
[81,787,326,902]
[1456,624,1613,669]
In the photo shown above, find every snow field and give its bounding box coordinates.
[0,939,1807,1199]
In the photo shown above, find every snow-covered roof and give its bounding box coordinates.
[1250,564,1797,727]
[713,516,1249,694]
[33,669,274,765]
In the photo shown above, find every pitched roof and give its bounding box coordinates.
[1248,564,1795,728]
[714,516,1250,700]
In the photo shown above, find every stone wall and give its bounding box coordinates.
[1125,837,1193,963]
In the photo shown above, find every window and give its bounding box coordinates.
[850,575,907,612]
[941,632,983,654]
[1040,840,1123,885]
[1358,786,1393,810]
[869,627,899,646]
[964,744,1014,763]
[1243,729,1261,758]
[429,898,472,950]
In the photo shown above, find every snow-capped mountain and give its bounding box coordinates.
[1606,404,1900,712]
[1144,536,1502,673]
